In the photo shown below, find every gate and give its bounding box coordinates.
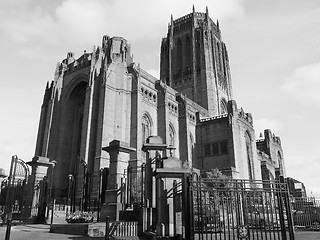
[188,174,295,240]
[1,155,30,221]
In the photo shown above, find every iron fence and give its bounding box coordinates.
[189,174,295,240]
[291,197,320,230]
[123,164,146,209]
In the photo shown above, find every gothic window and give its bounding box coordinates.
[142,114,152,144]
[220,99,228,114]
[196,31,201,73]
[185,35,191,70]
[220,142,228,154]
[204,144,211,156]
[168,124,175,147]
[245,131,254,180]
[168,124,176,157]
[189,133,194,163]
[177,38,183,73]
[212,142,219,155]
[216,42,222,71]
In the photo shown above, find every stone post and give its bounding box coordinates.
[23,156,53,222]
[101,140,135,221]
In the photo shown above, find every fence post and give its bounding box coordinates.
[105,216,110,240]
[280,176,295,240]
[277,177,287,240]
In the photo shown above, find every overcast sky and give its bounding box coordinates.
[0,0,319,196]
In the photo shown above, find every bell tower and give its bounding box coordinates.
[160,6,233,116]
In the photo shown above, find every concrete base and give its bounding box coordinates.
[50,222,107,237]
[50,223,89,235]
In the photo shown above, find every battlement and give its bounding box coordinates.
[199,113,228,123]
[63,51,92,75]
[173,13,193,24]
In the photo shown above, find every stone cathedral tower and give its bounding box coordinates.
[160,6,232,116]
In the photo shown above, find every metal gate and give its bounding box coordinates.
[188,174,295,240]
[1,155,30,221]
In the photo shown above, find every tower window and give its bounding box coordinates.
[177,38,183,72]
[220,142,228,155]
[185,35,191,70]
[204,144,211,156]
[212,142,219,155]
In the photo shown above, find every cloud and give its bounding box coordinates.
[282,63,320,104]
[254,118,282,137]
[0,0,247,51]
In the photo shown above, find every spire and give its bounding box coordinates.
[46,81,49,90]
[192,4,195,13]
[206,6,209,16]
[259,132,263,138]
[171,14,173,23]
[216,19,220,29]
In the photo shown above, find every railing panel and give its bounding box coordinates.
[190,177,294,240]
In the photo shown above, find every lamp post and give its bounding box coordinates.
[78,156,88,212]
[48,160,57,225]
[67,174,73,216]
[97,168,104,222]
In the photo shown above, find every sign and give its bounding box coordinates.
[238,225,249,239]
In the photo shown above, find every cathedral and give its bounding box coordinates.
[28,7,286,220]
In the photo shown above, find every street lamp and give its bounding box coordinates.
[77,156,89,212]
[67,174,73,216]
[49,160,57,225]
[97,168,104,222]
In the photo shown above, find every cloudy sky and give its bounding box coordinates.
[0,0,319,196]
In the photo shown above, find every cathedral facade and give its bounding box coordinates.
[31,8,286,208]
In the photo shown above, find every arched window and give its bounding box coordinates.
[185,35,191,69]
[216,42,222,71]
[177,38,183,72]
[245,131,254,180]
[189,132,194,164]
[168,124,175,157]
[220,99,228,114]
[169,124,175,147]
[196,32,201,72]
[142,114,152,144]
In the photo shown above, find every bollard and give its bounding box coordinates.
[5,219,12,240]
[105,216,110,240]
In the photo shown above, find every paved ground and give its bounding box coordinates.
[0,224,319,239]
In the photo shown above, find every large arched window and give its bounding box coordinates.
[185,35,191,69]
[216,42,222,71]
[142,114,152,144]
[245,131,254,180]
[177,38,183,72]
[196,32,201,72]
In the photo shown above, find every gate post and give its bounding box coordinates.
[280,176,295,240]
[183,173,193,240]
[277,177,288,240]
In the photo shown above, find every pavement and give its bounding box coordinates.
[0,224,320,240]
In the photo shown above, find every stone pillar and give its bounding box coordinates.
[23,156,53,222]
[101,140,135,221]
